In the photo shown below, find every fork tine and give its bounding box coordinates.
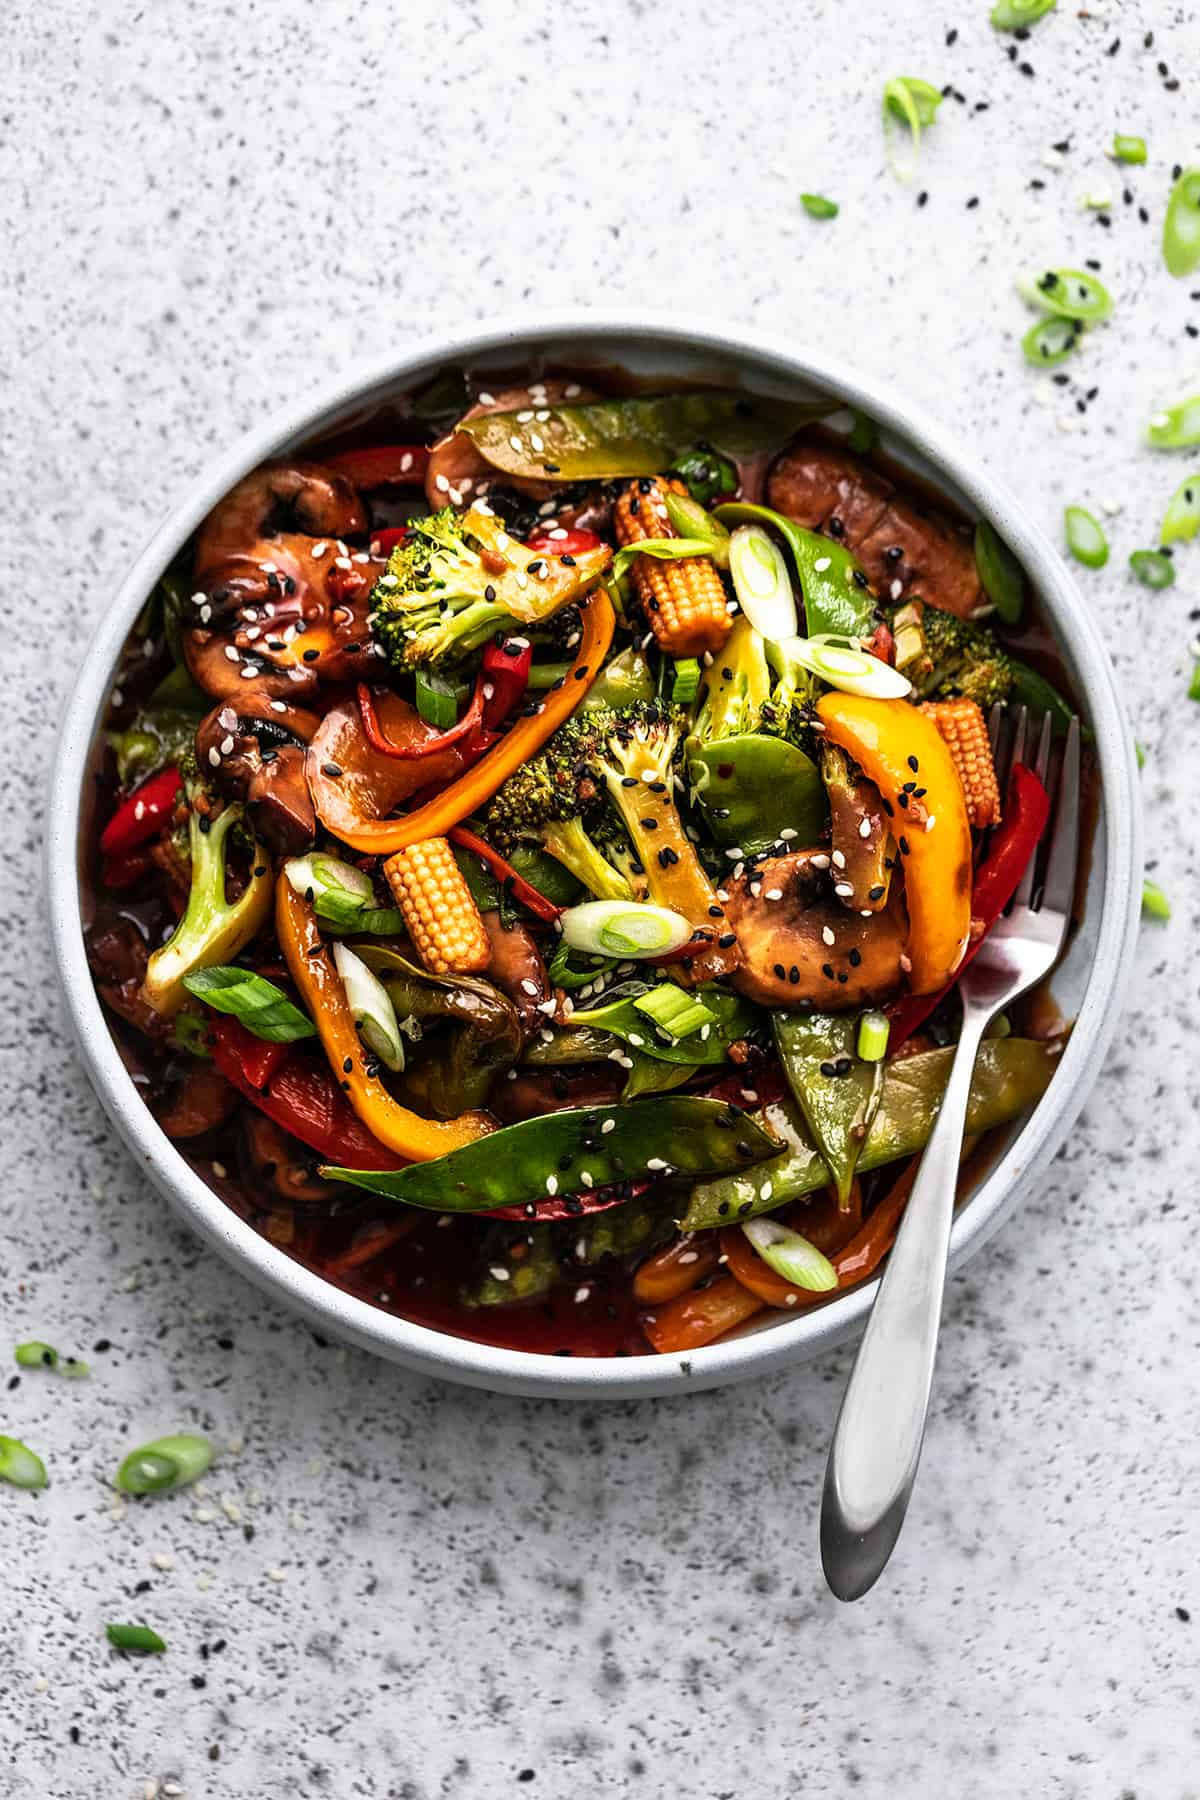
[1012,713,1055,909]
[1039,716,1081,918]
[988,701,1004,757]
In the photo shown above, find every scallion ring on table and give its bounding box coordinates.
[990,0,1056,27]
[728,525,798,641]
[1190,664,1200,703]
[14,1341,89,1377]
[1019,267,1113,323]
[881,77,942,184]
[559,899,692,959]
[181,967,315,1044]
[779,634,913,700]
[331,942,405,1072]
[1141,880,1171,921]
[114,1432,213,1496]
[741,1219,839,1292]
[1128,550,1175,590]
[1111,133,1147,166]
[801,193,839,219]
[974,520,1026,622]
[1064,507,1110,569]
[1163,167,1200,279]
[106,1623,167,1653]
[1022,315,1082,370]
[1160,474,1200,546]
[1148,395,1200,451]
[0,1436,48,1490]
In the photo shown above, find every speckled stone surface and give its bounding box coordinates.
[4,0,1200,1793]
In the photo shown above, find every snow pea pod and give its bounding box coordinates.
[459,393,830,483]
[686,733,827,854]
[324,1097,780,1211]
[462,1225,560,1308]
[773,1011,883,1209]
[1008,659,1077,738]
[715,501,877,639]
[681,1038,1059,1230]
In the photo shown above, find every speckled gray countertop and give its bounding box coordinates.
[4,0,1200,1794]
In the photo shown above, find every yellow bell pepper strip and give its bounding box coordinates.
[275,879,494,1159]
[353,587,615,854]
[141,802,273,1017]
[816,692,972,995]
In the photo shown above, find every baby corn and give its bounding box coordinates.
[384,837,490,975]
[922,697,1002,828]
[613,478,732,658]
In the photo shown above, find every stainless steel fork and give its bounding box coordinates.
[820,708,1081,1602]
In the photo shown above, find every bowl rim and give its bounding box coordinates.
[45,309,1143,1399]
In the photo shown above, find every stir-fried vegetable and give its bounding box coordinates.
[975,521,1026,622]
[141,800,273,1017]
[182,967,315,1043]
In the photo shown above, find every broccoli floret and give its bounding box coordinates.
[140,791,273,1017]
[687,615,816,749]
[369,506,611,669]
[907,602,1015,709]
[486,753,633,902]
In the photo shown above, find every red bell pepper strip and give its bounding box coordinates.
[356,641,532,763]
[526,528,603,560]
[446,825,562,925]
[888,760,1052,1048]
[368,527,411,557]
[487,1178,651,1223]
[99,766,182,856]
[323,445,430,489]
[101,848,154,890]
[209,1018,404,1173]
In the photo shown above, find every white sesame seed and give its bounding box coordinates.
[266,1567,287,1583]
[724,846,745,860]
[647,1157,667,1171]
[520,978,539,995]
[822,925,836,946]
[579,1171,594,1189]
[601,1118,615,1134]
[759,1181,773,1201]
[223,644,240,663]
[509,434,523,452]
[151,1552,175,1571]
[478,391,496,406]
[810,853,831,870]
[270,699,287,713]
[489,1265,511,1281]
[831,849,846,869]
[899,953,913,973]
[925,815,937,831]
[859,817,873,838]
[208,746,221,768]
[311,540,328,558]
[779,827,798,841]
[814,556,831,572]
[835,881,855,898]
[764,887,783,901]
[565,383,582,398]
[546,1175,559,1195]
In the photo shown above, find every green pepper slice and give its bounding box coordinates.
[681,1038,1060,1230]
[773,1012,883,1209]
[714,501,878,639]
[324,1097,781,1211]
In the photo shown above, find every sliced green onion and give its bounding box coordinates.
[547,940,617,991]
[990,0,1055,27]
[882,77,942,184]
[1128,549,1175,590]
[1163,167,1200,278]
[974,521,1026,622]
[1022,315,1082,369]
[846,411,878,455]
[801,193,838,219]
[1019,267,1113,323]
[856,1010,890,1063]
[661,490,731,565]
[115,1433,212,1496]
[0,1436,48,1490]
[1063,507,1109,569]
[1190,663,1200,702]
[331,942,404,1072]
[609,536,720,584]
[780,634,912,701]
[171,1012,212,1058]
[106,1623,167,1653]
[728,525,797,641]
[633,984,718,1042]
[559,900,692,959]
[413,667,466,729]
[284,855,402,937]
[1147,395,1200,450]
[1160,474,1200,545]
[182,967,315,1043]
[1111,133,1147,165]
[1135,740,1146,770]
[742,1219,839,1292]
[1141,880,1171,921]
[671,658,702,705]
[14,1342,89,1378]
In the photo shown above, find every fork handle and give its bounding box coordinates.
[820,1006,991,1601]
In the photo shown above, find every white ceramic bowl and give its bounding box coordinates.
[46,313,1142,1399]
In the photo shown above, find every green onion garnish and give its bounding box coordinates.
[171,1012,212,1058]
[801,193,838,219]
[1019,268,1113,323]
[106,1623,167,1653]
[632,984,718,1042]
[1111,134,1147,165]
[1147,395,1200,450]
[1135,740,1146,770]
[881,77,942,184]
[115,1432,212,1496]
[660,490,731,564]
[331,942,404,1072]
[742,1220,839,1292]
[670,658,702,705]
[1141,880,1171,921]
[14,1342,89,1378]
[728,525,797,642]
[856,1010,891,1063]
[1063,507,1109,569]
[282,854,402,938]
[0,1437,48,1490]
[413,667,465,730]
[974,521,1026,622]
[1128,550,1175,590]
[1022,315,1082,369]
[1160,474,1200,545]
[1190,663,1200,703]
[1163,167,1200,278]
[990,0,1056,27]
[559,899,692,959]
[182,967,315,1044]
[780,634,912,700]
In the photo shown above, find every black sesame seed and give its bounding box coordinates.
[302,648,320,662]
[907,755,919,772]
[899,835,910,855]
[484,583,497,602]
[848,947,862,968]
[322,762,343,779]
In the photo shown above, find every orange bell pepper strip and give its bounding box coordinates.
[816,692,972,995]
[275,879,495,1160]
[641,1274,766,1354]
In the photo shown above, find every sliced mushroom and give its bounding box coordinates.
[154,1063,238,1139]
[242,1112,337,1206]
[821,744,893,914]
[724,849,908,1010]
[196,693,321,856]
